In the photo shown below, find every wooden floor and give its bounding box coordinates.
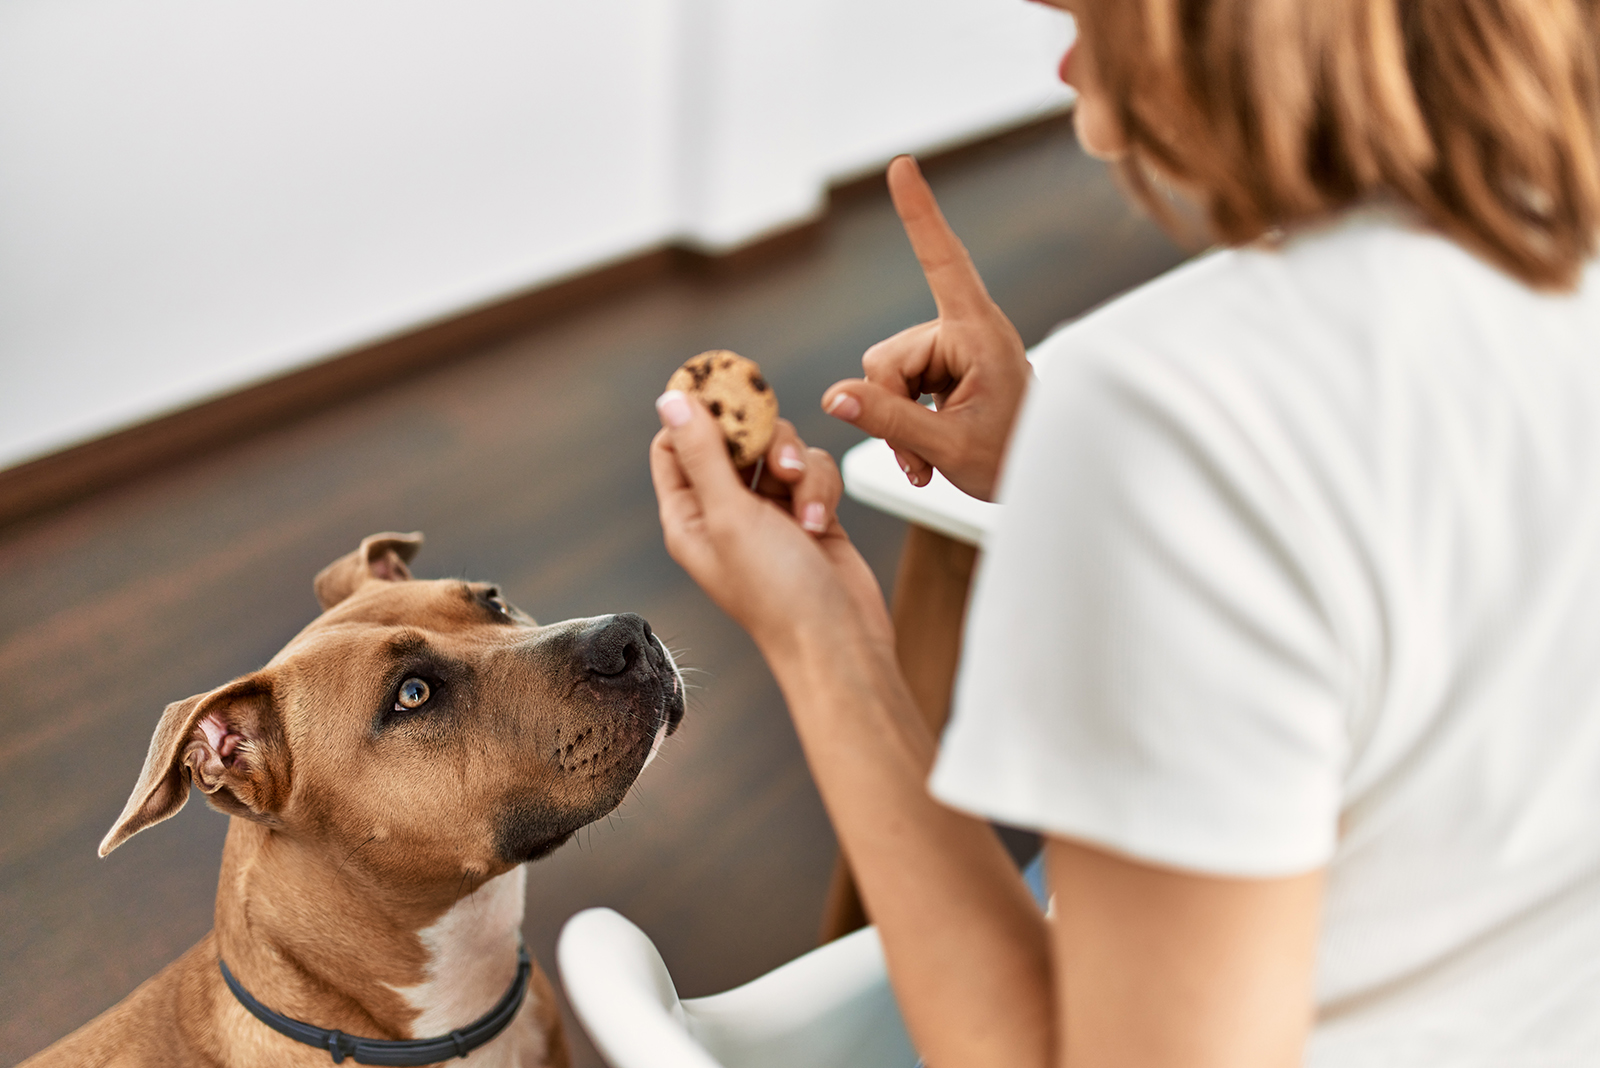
[0,121,1186,1066]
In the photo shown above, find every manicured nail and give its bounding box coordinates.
[778,445,806,472]
[899,458,911,474]
[825,392,861,421]
[656,390,691,428]
[802,502,827,532]
[908,469,925,487]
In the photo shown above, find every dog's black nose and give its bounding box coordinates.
[577,613,653,679]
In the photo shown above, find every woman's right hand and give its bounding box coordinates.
[822,155,1031,502]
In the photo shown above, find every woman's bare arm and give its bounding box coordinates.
[765,615,1056,1068]
[1047,840,1323,1068]
[651,401,1055,1064]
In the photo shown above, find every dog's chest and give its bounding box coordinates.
[391,867,549,1066]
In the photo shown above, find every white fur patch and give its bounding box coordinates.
[392,867,543,1067]
[642,716,671,772]
[643,636,682,772]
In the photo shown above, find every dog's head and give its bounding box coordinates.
[99,532,684,888]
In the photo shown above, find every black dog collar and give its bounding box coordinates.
[219,942,531,1065]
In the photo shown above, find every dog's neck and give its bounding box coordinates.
[212,820,528,1047]
[393,864,528,1038]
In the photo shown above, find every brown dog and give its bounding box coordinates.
[23,532,684,1067]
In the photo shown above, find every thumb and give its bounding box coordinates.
[823,379,952,468]
[656,390,745,508]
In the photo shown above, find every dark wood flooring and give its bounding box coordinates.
[0,121,1187,1066]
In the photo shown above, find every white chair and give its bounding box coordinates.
[558,907,920,1068]
[839,437,999,549]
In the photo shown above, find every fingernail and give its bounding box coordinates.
[656,390,691,428]
[802,503,827,532]
[778,445,806,472]
[899,458,911,474]
[908,470,924,487]
[826,392,861,421]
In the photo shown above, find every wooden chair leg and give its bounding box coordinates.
[818,523,978,943]
[819,854,870,942]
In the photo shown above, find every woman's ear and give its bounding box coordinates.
[99,674,289,857]
[312,531,424,610]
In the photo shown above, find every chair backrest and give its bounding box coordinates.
[840,437,998,548]
[558,907,919,1068]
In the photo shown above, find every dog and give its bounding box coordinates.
[23,531,684,1067]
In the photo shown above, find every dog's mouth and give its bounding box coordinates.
[643,636,685,772]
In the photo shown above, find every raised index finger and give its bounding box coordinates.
[887,155,991,320]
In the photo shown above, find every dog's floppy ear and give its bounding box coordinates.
[313,531,424,610]
[99,673,290,857]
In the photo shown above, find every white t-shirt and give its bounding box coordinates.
[930,209,1600,1064]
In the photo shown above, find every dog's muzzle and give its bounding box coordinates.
[574,613,684,762]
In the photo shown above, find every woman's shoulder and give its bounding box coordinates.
[1028,206,1600,434]
[1036,206,1594,375]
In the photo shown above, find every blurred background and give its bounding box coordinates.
[0,1,1186,1064]
[1,0,1072,470]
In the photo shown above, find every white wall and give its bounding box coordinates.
[0,0,1073,471]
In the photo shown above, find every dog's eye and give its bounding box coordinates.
[395,678,432,711]
[485,590,510,617]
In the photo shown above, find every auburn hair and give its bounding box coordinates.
[1082,0,1600,289]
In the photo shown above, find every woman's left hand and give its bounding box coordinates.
[650,390,893,654]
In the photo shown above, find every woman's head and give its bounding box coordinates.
[1046,0,1600,289]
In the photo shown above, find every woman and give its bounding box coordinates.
[651,0,1600,1063]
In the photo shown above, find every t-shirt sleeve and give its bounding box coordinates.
[929,336,1353,877]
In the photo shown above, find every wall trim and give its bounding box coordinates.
[0,110,1074,532]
